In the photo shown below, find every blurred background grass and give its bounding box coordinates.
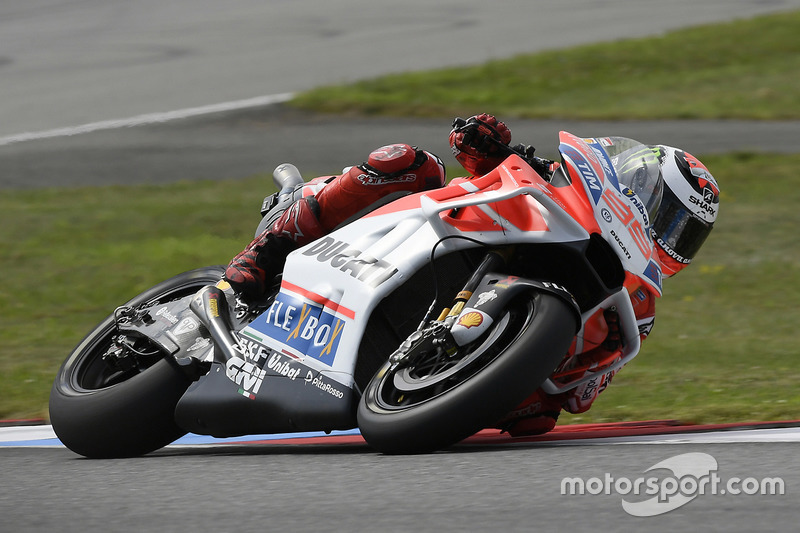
[1,11,798,422]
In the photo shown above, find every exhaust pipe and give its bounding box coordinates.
[273,163,304,201]
[190,285,240,364]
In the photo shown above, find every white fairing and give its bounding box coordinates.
[242,208,438,388]
[242,134,664,394]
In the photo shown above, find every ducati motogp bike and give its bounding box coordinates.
[50,131,663,457]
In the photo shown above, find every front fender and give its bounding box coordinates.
[450,273,580,346]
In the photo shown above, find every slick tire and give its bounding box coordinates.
[357,291,577,454]
[49,266,224,458]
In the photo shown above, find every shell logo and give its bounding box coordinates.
[457,311,484,329]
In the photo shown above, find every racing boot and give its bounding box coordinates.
[224,196,325,301]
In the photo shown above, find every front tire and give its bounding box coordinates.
[357,291,577,454]
[49,266,224,458]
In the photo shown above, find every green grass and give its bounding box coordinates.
[0,178,269,419]
[1,153,799,424]
[290,10,800,120]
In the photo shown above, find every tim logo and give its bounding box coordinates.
[560,144,603,204]
[249,292,346,366]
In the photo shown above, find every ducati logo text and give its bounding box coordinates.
[302,237,398,287]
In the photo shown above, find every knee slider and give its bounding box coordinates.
[362,144,446,188]
[365,144,418,175]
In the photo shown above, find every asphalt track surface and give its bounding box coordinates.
[5,105,800,190]
[2,423,799,531]
[3,1,800,531]
[5,0,800,138]
[4,0,800,189]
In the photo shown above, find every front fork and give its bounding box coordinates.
[439,249,580,348]
[435,250,509,327]
[390,250,510,364]
[391,248,580,363]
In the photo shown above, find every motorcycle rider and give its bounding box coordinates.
[224,114,556,300]
[224,113,720,436]
[223,144,447,299]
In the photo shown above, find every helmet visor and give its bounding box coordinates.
[652,189,713,262]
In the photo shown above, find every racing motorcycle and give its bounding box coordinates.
[49,131,664,457]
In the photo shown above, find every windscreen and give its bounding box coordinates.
[601,137,664,223]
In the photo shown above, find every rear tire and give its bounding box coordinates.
[49,266,224,458]
[357,291,577,454]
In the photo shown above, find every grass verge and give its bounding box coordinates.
[0,178,266,419]
[1,152,799,424]
[290,10,800,120]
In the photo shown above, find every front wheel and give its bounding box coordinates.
[357,291,577,454]
[49,266,224,458]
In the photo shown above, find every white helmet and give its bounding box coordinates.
[651,146,720,276]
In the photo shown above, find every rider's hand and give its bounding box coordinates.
[449,113,512,176]
[449,114,511,157]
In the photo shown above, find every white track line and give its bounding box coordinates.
[0,92,294,148]
[542,427,800,446]
[0,425,58,444]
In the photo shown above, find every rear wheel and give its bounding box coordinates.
[49,266,224,458]
[357,291,577,454]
